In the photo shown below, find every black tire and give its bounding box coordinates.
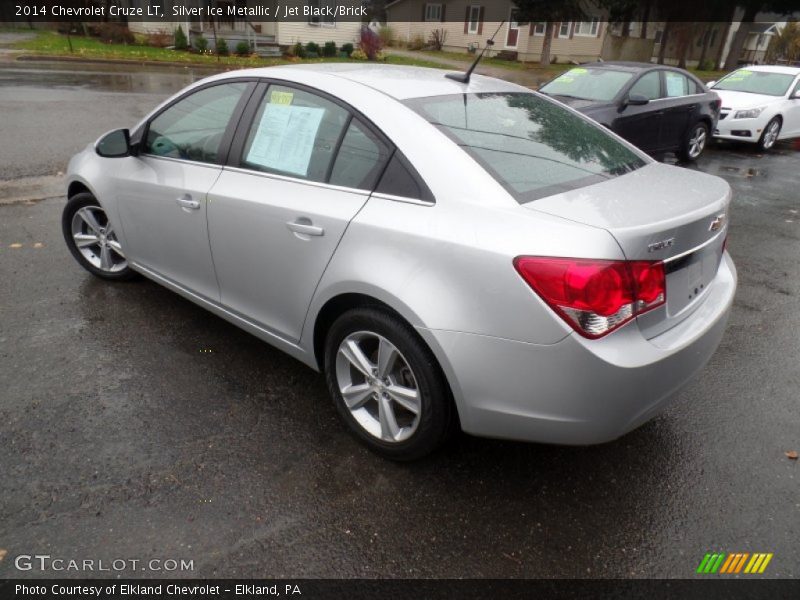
[62,192,137,281]
[757,117,782,151]
[677,121,709,162]
[324,306,455,461]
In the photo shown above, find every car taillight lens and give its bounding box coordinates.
[514,257,666,339]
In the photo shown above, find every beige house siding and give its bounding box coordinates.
[276,21,361,47]
[386,0,606,62]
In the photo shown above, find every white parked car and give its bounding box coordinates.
[710,65,800,150]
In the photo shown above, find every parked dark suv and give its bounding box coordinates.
[540,62,721,161]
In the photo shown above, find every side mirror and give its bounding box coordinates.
[707,80,717,88]
[625,93,650,106]
[95,128,132,158]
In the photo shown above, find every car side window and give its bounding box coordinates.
[329,119,391,190]
[145,82,248,164]
[628,71,661,100]
[240,85,349,183]
[664,71,691,97]
[374,153,434,203]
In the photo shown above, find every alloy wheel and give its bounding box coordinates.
[335,331,421,443]
[688,125,707,159]
[762,121,780,149]
[70,206,127,273]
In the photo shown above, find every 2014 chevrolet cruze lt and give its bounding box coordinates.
[63,65,736,460]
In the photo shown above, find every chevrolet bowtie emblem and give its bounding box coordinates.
[709,214,726,232]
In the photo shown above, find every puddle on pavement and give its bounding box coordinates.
[720,166,766,178]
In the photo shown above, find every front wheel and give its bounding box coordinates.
[678,121,709,162]
[62,192,137,280]
[324,307,455,460]
[757,117,781,151]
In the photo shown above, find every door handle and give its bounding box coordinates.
[176,195,200,210]
[286,219,324,237]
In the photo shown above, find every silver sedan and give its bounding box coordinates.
[63,65,736,460]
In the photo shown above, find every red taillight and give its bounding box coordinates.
[514,257,666,339]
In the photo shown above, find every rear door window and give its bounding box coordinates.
[664,71,691,97]
[329,119,391,190]
[240,85,349,183]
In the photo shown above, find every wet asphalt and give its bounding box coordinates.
[0,61,798,579]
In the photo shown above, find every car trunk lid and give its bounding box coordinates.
[525,162,730,338]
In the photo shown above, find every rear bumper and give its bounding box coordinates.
[419,253,737,445]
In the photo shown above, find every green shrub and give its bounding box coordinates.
[194,35,208,53]
[351,48,368,60]
[216,37,229,56]
[291,42,307,58]
[323,41,337,57]
[378,26,394,47]
[305,41,320,55]
[174,25,188,50]
[235,40,251,56]
[341,42,354,57]
[698,59,715,71]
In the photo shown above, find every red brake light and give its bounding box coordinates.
[514,257,666,339]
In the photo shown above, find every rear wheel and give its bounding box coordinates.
[757,117,781,151]
[62,192,136,281]
[323,307,454,460]
[678,121,709,162]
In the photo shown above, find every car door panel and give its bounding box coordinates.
[207,172,369,341]
[611,71,662,153]
[659,71,696,151]
[116,158,222,300]
[115,81,253,301]
[783,79,800,136]
[207,82,391,342]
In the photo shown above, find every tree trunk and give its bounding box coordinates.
[723,6,759,70]
[677,23,695,69]
[640,4,650,39]
[697,24,713,69]
[540,22,554,67]
[658,22,671,64]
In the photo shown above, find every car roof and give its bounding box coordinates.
[732,64,800,75]
[207,63,527,100]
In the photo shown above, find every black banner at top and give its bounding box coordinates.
[1,0,799,24]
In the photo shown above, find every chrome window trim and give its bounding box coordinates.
[663,228,726,264]
[139,154,223,170]
[370,192,435,207]
[222,165,371,197]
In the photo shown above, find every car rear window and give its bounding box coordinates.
[405,92,646,203]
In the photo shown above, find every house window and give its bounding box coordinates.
[574,19,599,37]
[654,29,663,44]
[467,5,481,34]
[308,0,335,27]
[425,3,442,22]
[532,22,546,36]
[558,22,572,38]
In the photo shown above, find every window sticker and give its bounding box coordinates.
[552,68,588,85]
[246,104,324,177]
[270,91,294,105]
[666,74,686,96]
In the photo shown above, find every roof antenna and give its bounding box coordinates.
[446,21,506,84]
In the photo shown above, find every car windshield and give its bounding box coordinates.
[539,68,634,102]
[405,92,646,203]
[712,70,795,96]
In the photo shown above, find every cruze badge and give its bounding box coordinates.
[709,214,726,232]
[648,238,675,252]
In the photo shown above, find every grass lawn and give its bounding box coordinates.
[9,30,449,70]
[416,49,530,70]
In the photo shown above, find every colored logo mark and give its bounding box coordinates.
[696,552,773,574]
